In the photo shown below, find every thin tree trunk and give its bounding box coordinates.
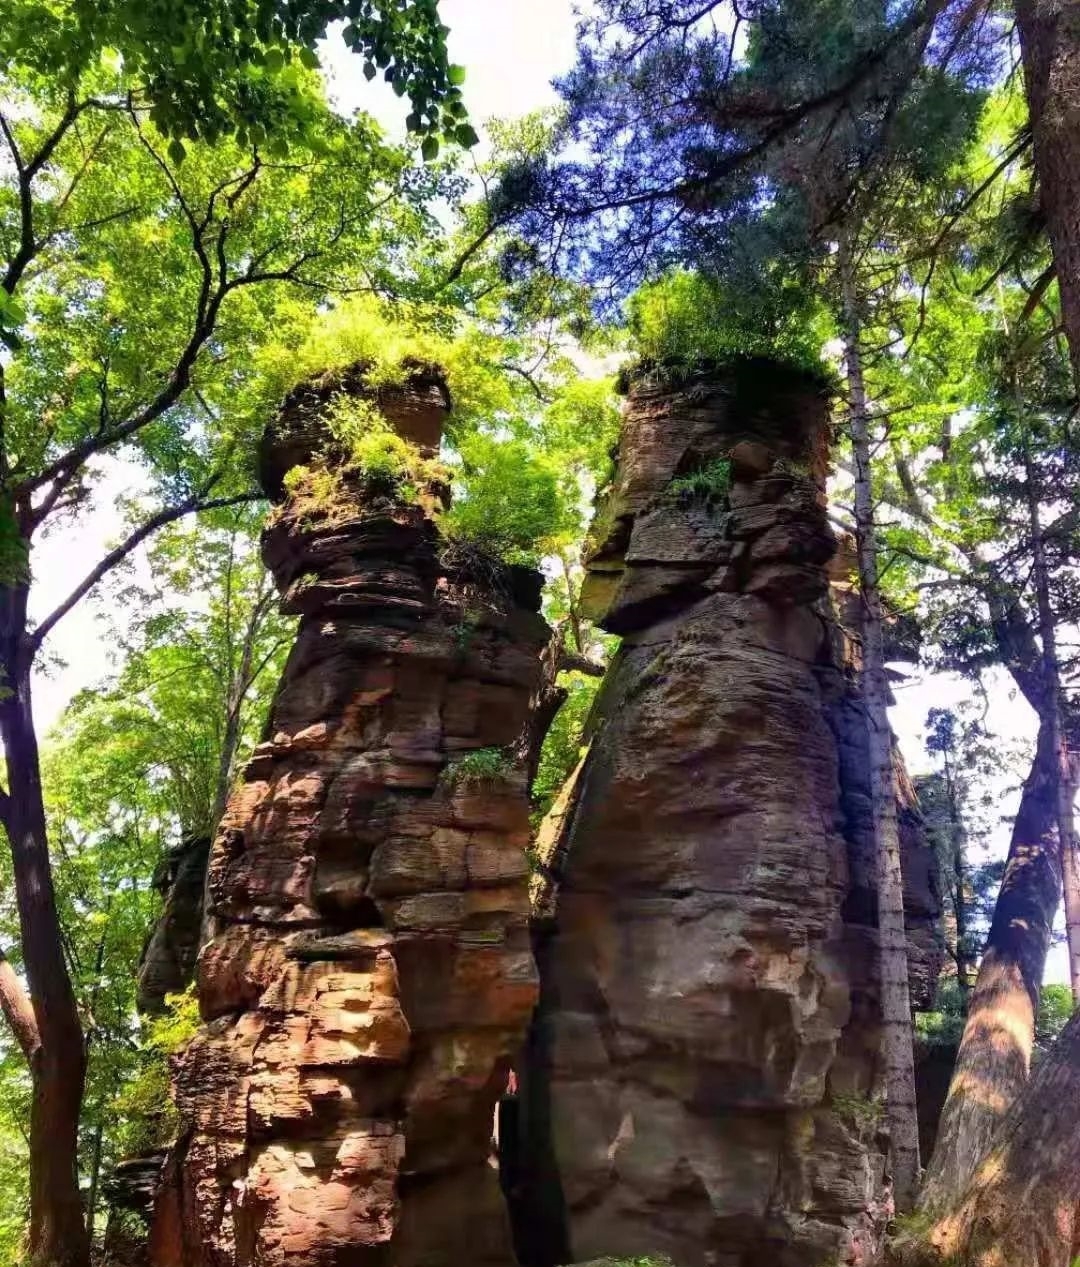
[841,241,921,1210]
[1020,418,1080,1001]
[0,575,89,1267]
[1016,0,1080,387]
[522,631,569,793]
[85,1117,104,1243]
[911,1007,1080,1267]
[918,719,1061,1214]
[942,748,973,1004]
[209,574,277,831]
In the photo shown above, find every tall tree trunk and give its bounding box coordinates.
[1016,0,1080,386]
[912,1006,1080,1267]
[841,243,921,1210]
[918,719,1061,1214]
[0,580,89,1267]
[1020,421,1080,1000]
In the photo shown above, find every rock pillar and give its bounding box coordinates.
[522,360,941,1267]
[152,365,549,1267]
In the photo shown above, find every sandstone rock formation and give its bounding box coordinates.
[137,835,212,1013]
[152,367,549,1267]
[519,361,942,1267]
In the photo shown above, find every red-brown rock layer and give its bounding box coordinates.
[520,361,942,1267]
[152,371,548,1267]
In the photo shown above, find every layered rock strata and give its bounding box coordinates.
[521,361,941,1267]
[152,367,548,1267]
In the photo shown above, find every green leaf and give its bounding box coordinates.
[264,47,285,72]
[421,135,439,162]
[99,46,123,74]
[454,123,480,149]
[448,64,466,86]
[363,61,376,81]
[299,46,319,70]
[0,291,26,336]
[167,138,187,166]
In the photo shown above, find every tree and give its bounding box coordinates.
[902,1006,1080,1267]
[921,707,1001,1002]
[0,38,453,1266]
[103,511,293,836]
[872,253,1080,1211]
[841,231,922,1207]
[0,0,470,152]
[0,510,289,1261]
[504,0,997,304]
[1014,0,1080,385]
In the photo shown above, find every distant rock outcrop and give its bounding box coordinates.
[137,835,212,1014]
[151,366,548,1267]
[519,361,942,1267]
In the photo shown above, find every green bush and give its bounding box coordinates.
[441,747,516,789]
[665,457,731,503]
[112,988,201,1156]
[255,294,533,437]
[624,266,834,380]
[282,395,449,512]
[532,671,602,821]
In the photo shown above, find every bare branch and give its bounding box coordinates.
[28,489,262,654]
[498,360,552,403]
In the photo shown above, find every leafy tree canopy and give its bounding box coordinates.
[0,0,472,150]
[503,0,998,306]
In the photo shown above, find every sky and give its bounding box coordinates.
[27,0,1060,975]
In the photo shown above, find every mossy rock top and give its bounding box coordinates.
[259,359,451,501]
[616,353,836,400]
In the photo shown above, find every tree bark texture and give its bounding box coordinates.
[913,1007,1080,1267]
[843,254,921,1210]
[0,592,89,1267]
[1021,427,1080,1002]
[919,719,1061,1215]
[1016,0,1080,386]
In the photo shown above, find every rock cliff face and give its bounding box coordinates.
[520,362,942,1267]
[152,367,549,1267]
[137,835,212,1013]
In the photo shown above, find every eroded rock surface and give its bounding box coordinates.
[152,368,548,1267]
[137,834,212,1013]
[521,362,941,1267]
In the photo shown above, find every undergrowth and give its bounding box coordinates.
[282,394,448,517]
[112,987,200,1155]
[441,746,516,789]
[665,457,731,503]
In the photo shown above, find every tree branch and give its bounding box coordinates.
[1,95,88,296]
[28,490,261,654]
[558,649,606,677]
[0,947,41,1066]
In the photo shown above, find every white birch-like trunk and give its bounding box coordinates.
[840,238,921,1211]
